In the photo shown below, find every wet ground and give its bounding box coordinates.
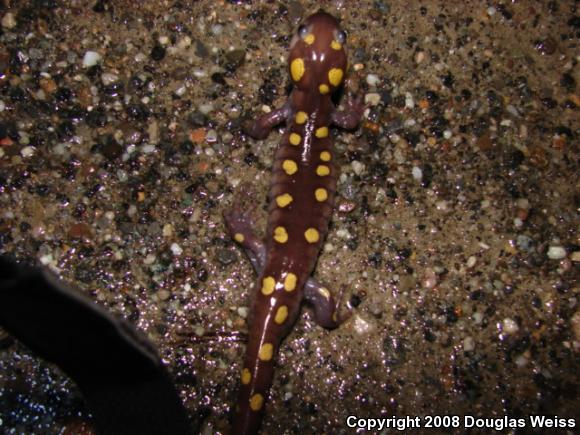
[0,0,579,434]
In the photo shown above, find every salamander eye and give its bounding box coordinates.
[334,29,347,45]
[298,25,309,39]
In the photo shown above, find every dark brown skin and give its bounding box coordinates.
[224,11,364,435]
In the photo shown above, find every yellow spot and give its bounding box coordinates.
[304,33,315,45]
[275,305,289,324]
[284,273,297,291]
[295,111,308,124]
[315,188,328,202]
[332,312,338,323]
[234,233,245,243]
[275,193,293,208]
[241,368,251,385]
[261,276,276,295]
[250,394,264,411]
[328,68,344,87]
[331,40,342,50]
[319,84,330,94]
[316,165,330,176]
[258,343,274,361]
[318,287,331,299]
[273,226,288,243]
[282,159,298,175]
[304,228,320,243]
[320,150,331,161]
[315,126,329,138]
[290,58,305,82]
[289,133,301,146]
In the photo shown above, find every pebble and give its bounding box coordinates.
[571,311,580,340]
[472,311,483,324]
[21,146,35,157]
[466,256,477,268]
[1,12,16,29]
[198,103,213,115]
[170,243,183,256]
[143,253,156,265]
[101,73,119,86]
[502,318,519,334]
[571,252,580,262]
[366,74,379,86]
[82,51,102,68]
[405,92,415,109]
[364,92,381,106]
[352,315,372,335]
[157,289,171,301]
[142,144,156,154]
[351,160,365,176]
[237,307,248,319]
[547,246,566,260]
[463,336,475,352]
[411,166,422,181]
[162,224,174,237]
[206,129,218,143]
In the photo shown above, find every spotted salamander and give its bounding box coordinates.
[224,11,364,434]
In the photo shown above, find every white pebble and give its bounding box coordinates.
[21,146,35,157]
[237,307,248,318]
[170,243,183,256]
[366,74,379,86]
[1,12,17,29]
[143,253,156,265]
[502,318,519,334]
[405,92,415,109]
[199,103,213,114]
[472,311,483,324]
[39,254,53,265]
[174,83,187,97]
[82,51,102,68]
[0,100,5,112]
[514,354,528,368]
[101,72,119,86]
[463,336,475,352]
[466,256,477,268]
[352,315,372,335]
[351,160,365,175]
[411,166,422,181]
[415,51,425,64]
[142,144,156,154]
[364,92,381,106]
[487,6,497,16]
[193,68,207,78]
[547,246,566,260]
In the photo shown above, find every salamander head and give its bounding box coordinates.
[288,11,348,95]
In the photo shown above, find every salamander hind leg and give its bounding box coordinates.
[304,281,352,329]
[223,199,266,274]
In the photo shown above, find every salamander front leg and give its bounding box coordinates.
[244,102,292,140]
[304,282,352,329]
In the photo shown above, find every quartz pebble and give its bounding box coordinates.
[547,246,566,260]
[82,51,102,67]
